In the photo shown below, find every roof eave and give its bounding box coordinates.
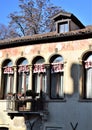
[0,28,92,49]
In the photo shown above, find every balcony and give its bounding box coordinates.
[6,91,48,119]
[7,98,44,112]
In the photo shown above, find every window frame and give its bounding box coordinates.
[2,60,14,99]
[17,58,29,95]
[50,55,64,100]
[32,56,47,99]
[82,52,92,100]
[56,20,69,33]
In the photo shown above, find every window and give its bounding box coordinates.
[58,22,69,33]
[2,59,14,98]
[50,55,64,99]
[17,58,29,95]
[83,53,92,99]
[32,56,46,98]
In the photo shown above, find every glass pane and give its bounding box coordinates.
[51,56,64,99]
[4,75,14,97]
[86,68,92,98]
[51,73,63,98]
[34,73,46,98]
[87,55,92,60]
[85,54,92,98]
[7,61,13,66]
[20,59,28,65]
[3,60,14,98]
[35,58,45,64]
[59,22,68,33]
[17,58,29,94]
[65,23,69,32]
[53,56,63,63]
[33,57,46,98]
[59,24,64,33]
[18,71,29,94]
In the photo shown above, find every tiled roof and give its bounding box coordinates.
[0,26,92,47]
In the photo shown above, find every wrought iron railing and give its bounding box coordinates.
[6,93,48,120]
[7,97,44,112]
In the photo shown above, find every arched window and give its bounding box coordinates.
[83,52,92,99]
[32,56,46,98]
[2,59,14,98]
[50,55,64,99]
[17,58,29,95]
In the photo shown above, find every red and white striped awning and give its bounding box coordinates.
[3,66,14,74]
[84,61,92,69]
[33,64,46,73]
[51,63,64,73]
[51,62,64,73]
[18,65,29,73]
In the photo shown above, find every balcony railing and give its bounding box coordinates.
[6,94,45,112]
[5,90,49,120]
[6,92,49,120]
[7,98,45,112]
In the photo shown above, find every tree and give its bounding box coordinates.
[8,0,62,37]
[0,24,9,40]
[0,24,21,40]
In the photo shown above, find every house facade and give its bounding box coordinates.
[0,11,92,130]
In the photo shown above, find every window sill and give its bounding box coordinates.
[78,99,92,102]
[46,98,66,102]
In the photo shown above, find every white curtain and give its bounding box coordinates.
[34,73,46,97]
[59,74,63,97]
[5,75,10,95]
[51,73,63,98]
[19,72,28,94]
[21,73,24,93]
[86,68,92,98]
[5,75,13,95]
[35,74,40,94]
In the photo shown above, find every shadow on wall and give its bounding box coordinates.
[70,63,82,97]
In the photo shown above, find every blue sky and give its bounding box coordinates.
[0,0,92,26]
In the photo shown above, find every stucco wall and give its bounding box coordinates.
[0,38,92,130]
[0,38,91,94]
